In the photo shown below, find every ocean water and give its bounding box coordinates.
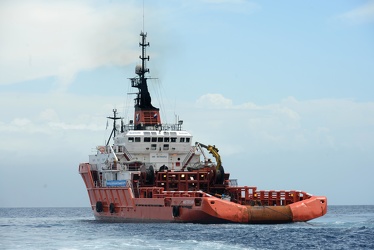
[0,206,373,250]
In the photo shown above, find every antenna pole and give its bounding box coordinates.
[142,0,145,32]
[106,109,122,145]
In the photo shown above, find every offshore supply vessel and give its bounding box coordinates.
[79,31,327,223]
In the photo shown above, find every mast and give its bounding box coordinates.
[130,32,161,130]
[106,109,121,145]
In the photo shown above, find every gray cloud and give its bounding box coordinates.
[0,1,141,88]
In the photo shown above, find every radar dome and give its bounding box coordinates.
[135,65,142,75]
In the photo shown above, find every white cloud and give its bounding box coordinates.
[2,91,372,157]
[190,94,374,155]
[0,92,125,139]
[0,1,142,88]
[1,90,373,206]
[48,121,102,131]
[196,93,233,108]
[12,118,32,127]
[39,108,60,122]
[337,0,374,24]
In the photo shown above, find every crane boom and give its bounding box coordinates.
[195,142,221,171]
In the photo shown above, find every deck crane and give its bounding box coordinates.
[195,142,225,184]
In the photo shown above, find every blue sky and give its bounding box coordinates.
[0,0,373,207]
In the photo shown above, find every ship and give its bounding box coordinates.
[79,31,327,223]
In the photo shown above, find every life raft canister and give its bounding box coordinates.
[109,203,115,213]
[172,206,180,217]
[96,201,103,213]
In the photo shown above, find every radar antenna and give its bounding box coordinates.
[106,109,122,145]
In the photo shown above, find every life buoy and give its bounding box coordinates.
[172,206,180,217]
[109,203,115,213]
[96,201,103,213]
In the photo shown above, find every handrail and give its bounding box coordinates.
[182,147,196,169]
[122,146,133,161]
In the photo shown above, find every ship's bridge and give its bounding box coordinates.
[106,129,200,172]
[115,130,193,154]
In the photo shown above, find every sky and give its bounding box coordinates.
[0,0,373,207]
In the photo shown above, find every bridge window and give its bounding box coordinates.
[135,137,141,142]
[186,138,190,143]
[171,137,177,142]
[158,137,163,142]
[151,144,157,150]
[180,138,185,142]
[144,137,151,142]
[128,137,134,142]
[151,137,157,142]
[164,137,170,142]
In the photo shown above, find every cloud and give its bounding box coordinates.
[1,90,373,206]
[39,108,60,122]
[190,94,374,155]
[0,91,125,141]
[0,1,142,89]
[2,91,372,157]
[0,0,260,91]
[196,93,233,108]
[337,0,374,24]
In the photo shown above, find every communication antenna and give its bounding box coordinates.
[142,0,145,32]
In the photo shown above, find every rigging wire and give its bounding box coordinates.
[157,79,168,124]
[123,80,132,124]
[158,78,172,124]
[150,78,169,125]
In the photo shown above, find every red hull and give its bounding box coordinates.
[80,163,327,223]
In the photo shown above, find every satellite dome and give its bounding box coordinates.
[135,65,142,75]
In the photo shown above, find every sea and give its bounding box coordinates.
[0,205,373,250]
